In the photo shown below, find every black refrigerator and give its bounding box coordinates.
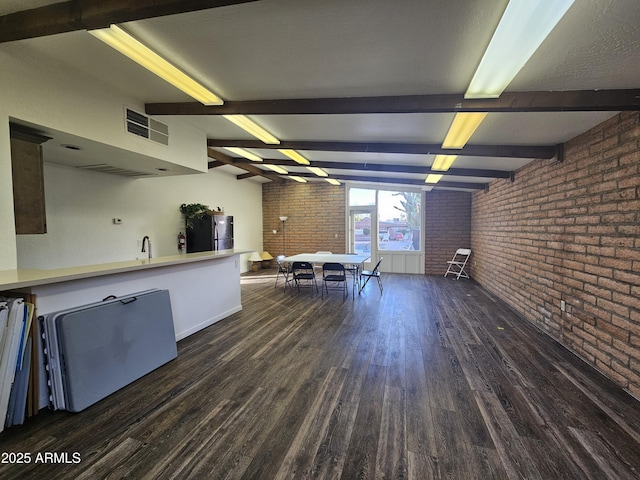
[186,214,234,253]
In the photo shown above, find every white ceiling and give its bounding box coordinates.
[2,0,639,190]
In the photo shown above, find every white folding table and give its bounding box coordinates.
[280,253,371,293]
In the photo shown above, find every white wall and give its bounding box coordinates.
[0,40,207,173]
[16,163,262,272]
[0,34,263,273]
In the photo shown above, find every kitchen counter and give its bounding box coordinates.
[1,249,250,410]
[0,249,247,290]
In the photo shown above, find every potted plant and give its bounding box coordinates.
[179,203,210,229]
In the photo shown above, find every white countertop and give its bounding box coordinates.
[0,249,248,290]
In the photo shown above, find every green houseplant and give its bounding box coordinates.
[180,203,210,229]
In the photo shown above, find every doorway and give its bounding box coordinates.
[347,186,425,274]
[348,207,375,271]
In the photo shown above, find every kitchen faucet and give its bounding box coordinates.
[141,236,152,260]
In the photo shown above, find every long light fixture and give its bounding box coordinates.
[278,149,311,165]
[427,0,574,185]
[465,0,575,99]
[431,154,458,172]
[441,113,488,149]
[223,147,262,162]
[289,175,308,183]
[264,164,289,174]
[222,115,280,144]
[425,174,443,184]
[307,166,328,177]
[89,25,222,105]
[325,178,341,186]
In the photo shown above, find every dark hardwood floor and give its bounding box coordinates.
[2,271,640,479]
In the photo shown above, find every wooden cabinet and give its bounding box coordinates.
[10,126,50,234]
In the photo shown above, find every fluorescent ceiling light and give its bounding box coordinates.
[425,174,443,184]
[289,176,308,183]
[465,0,575,99]
[223,147,262,162]
[222,115,280,144]
[441,113,488,149]
[278,149,310,165]
[264,164,288,174]
[307,166,328,177]
[325,178,341,186]
[89,25,222,106]
[431,154,458,172]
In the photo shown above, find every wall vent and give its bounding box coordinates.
[77,164,156,177]
[125,108,169,146]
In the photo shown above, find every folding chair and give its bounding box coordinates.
[444,248,471,280]
[291,261,318,294]
[314,251,332,274]
[322,262,348,298]
[275,255,293,291]
[343,254,361,296]
[359,257,383,295]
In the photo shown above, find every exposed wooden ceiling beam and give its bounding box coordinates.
[207,160,226,169]
[236,172,259,180]
[211,151,496,188]
[147,89,640,115]
[0,0,259,43]
[233,157,512,179]
[207,139,557,160]
[207,148,283,182]
[288,172,487,190]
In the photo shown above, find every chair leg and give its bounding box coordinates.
[377,275,383,294]
[360,275,372,292]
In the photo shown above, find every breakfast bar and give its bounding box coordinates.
[0,250,248,410]
[0,249,248,341]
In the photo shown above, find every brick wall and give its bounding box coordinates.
[262,182,346,257]
[263,183,472,274]
[471,111,640,399]
[425,190,472,275]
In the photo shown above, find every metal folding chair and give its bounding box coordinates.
[314,251,332,274]
[444,248,471,280]
[322,262,348,298]
[359,257,383,295]
[275,255,292,292]
[291,261,318,294]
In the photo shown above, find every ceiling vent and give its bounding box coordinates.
[77,164,156,177]
[125,108,169,146]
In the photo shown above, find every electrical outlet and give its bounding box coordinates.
[112,218,122,224]
[560,300,566,312]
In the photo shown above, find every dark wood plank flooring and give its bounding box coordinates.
[2,272,640,479]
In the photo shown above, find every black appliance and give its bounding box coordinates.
[186,214,234,253]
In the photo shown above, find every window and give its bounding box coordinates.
[348,187,376,206]
[348,186,422,252]
[378,190,421,251]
